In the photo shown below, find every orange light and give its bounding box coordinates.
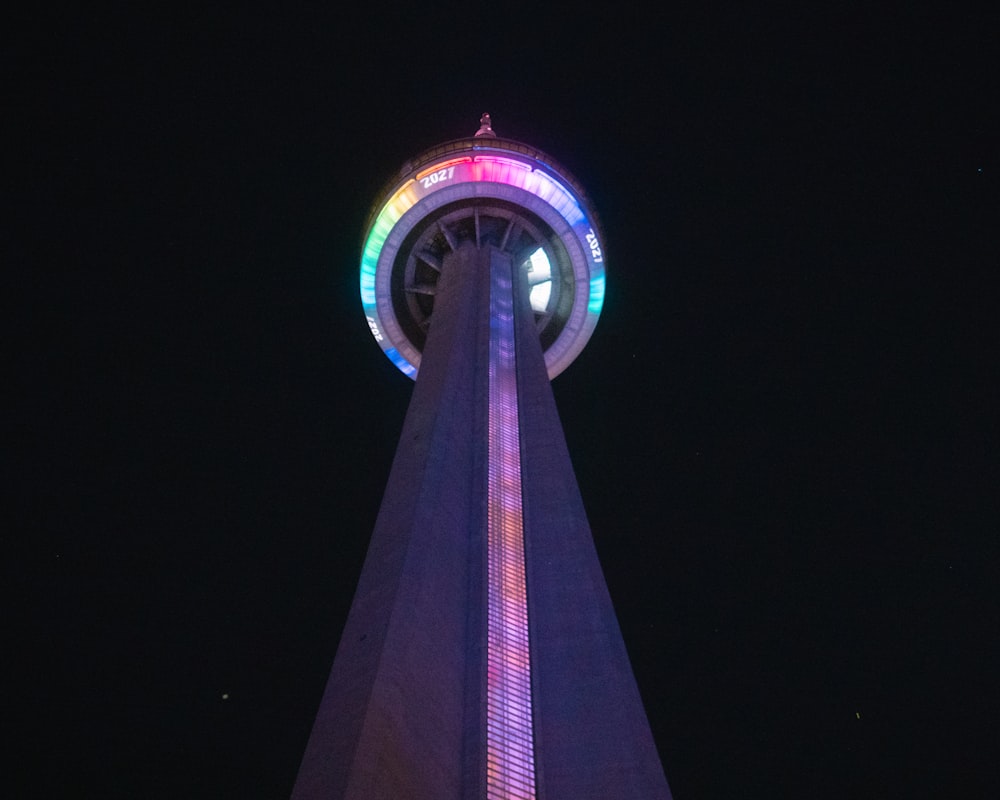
[415,156,472,180]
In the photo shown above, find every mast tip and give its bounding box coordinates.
[475,113,496,138]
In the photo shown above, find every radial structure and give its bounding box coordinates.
[291,116,672,800]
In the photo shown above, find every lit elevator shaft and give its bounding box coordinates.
[485,246,536,800]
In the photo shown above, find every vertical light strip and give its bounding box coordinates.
[486,257,536,800]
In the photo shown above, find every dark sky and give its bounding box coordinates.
[11,5,998,798]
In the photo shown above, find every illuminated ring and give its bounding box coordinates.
[359,138,606,380]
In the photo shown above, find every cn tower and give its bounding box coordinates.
[291,115,672,800]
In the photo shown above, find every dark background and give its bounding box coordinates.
[10,4,998,798]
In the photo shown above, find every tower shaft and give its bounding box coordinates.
[292,240,671,798]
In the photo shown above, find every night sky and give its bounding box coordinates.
[11,5,998,798]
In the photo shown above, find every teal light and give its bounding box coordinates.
[588,273,606,315]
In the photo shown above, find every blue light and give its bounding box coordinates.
[385,347,416,377]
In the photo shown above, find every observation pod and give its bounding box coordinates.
[359,120,606,379]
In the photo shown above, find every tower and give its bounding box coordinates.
[291,116,672,800]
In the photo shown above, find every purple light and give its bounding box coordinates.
[486,261,535,799]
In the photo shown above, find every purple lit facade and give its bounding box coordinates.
[291,119,672,800]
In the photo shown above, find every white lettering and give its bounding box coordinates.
[585,228,603,263]
[420,166,456,189]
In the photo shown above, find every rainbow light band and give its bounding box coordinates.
[360,151,606,378]
[485,255,535,800]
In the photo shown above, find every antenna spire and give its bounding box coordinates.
[475,113,496,138]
